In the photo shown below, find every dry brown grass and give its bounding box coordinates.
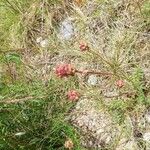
[0,0,150,149]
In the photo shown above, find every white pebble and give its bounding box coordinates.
[96,128,104,135]
[145,112,150,123]
[36,37,42,43]
[143,132,150,142]
[87,75,98,86]
[40,39,49,48]
[59,18,74,40]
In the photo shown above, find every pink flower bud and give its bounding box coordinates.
[67,90,79,101]
[116,80,124,88]
[55,64,75,78]
[79,42,89,51]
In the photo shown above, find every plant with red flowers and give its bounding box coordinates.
[79,42,89,51]
[54,42,131,101]
[55,63,113,78]
[67,90,80,101]
[55,63,75,78]
[116,80,125,88]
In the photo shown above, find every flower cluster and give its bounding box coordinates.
[64,138,74,149]
[67,90,79,101]
[116,80,124,88]
[54,42,125,102]
[55,63,75,78]
[79,42,89,51]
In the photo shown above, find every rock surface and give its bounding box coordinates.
[87,75,98,86]
[116,140,139,150]
[70,98,121,149]
[58,18,74,40]
[69,97,150,149]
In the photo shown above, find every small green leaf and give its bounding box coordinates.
[5,53,21,64]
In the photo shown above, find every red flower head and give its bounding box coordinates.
[55,63,75,78]
[67,90,79,101]
[79,42,89,51]
[116,80,124,88]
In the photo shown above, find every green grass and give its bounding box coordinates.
[0,80,81,150]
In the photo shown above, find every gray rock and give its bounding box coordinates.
[58,18,74,40]
[87,75,98,85]
[70,98,120,148]
[146,111,150,123]
[36,37,49,48]
[143,132,150,142]
[116,140,139,150]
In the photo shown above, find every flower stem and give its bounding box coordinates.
[75,70,113,76]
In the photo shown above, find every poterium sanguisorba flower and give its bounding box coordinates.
[116,80,125,88]
[79,42,89,51]
[67,90,79,101]
[55,63,75,78]
[64,138,74,149]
